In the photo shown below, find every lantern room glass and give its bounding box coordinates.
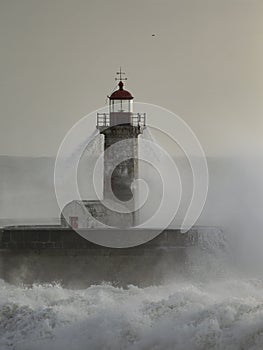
[110,100,133,113]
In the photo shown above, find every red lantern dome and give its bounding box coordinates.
[109,81,133,100]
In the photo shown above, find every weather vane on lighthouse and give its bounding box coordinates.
[115,67,127,82]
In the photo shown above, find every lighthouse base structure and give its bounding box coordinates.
[0,226,224,287]
[61,200,135,229]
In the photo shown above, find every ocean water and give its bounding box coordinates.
[1,227,263,350]
[1,276,263,350]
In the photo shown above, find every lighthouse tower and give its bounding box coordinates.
[98,70,145,198]
[61,69,146,229]
[97,69,146,225]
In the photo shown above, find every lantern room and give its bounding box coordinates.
[97,69,146,129]
[109,81,133,113]
[108,78,133,126]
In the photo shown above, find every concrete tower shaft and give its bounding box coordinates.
[97,71,146,223]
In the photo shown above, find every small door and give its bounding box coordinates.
[69,216,78,229]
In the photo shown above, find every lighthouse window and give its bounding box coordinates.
[112,100,130,112]
[110,101,114,113]
[110,100,133,113]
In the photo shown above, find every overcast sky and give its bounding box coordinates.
[0,0,262,156]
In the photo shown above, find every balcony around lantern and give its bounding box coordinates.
[96,112,146,129]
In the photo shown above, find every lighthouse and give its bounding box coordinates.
[97,69,145,224]
[61,70,146,228]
